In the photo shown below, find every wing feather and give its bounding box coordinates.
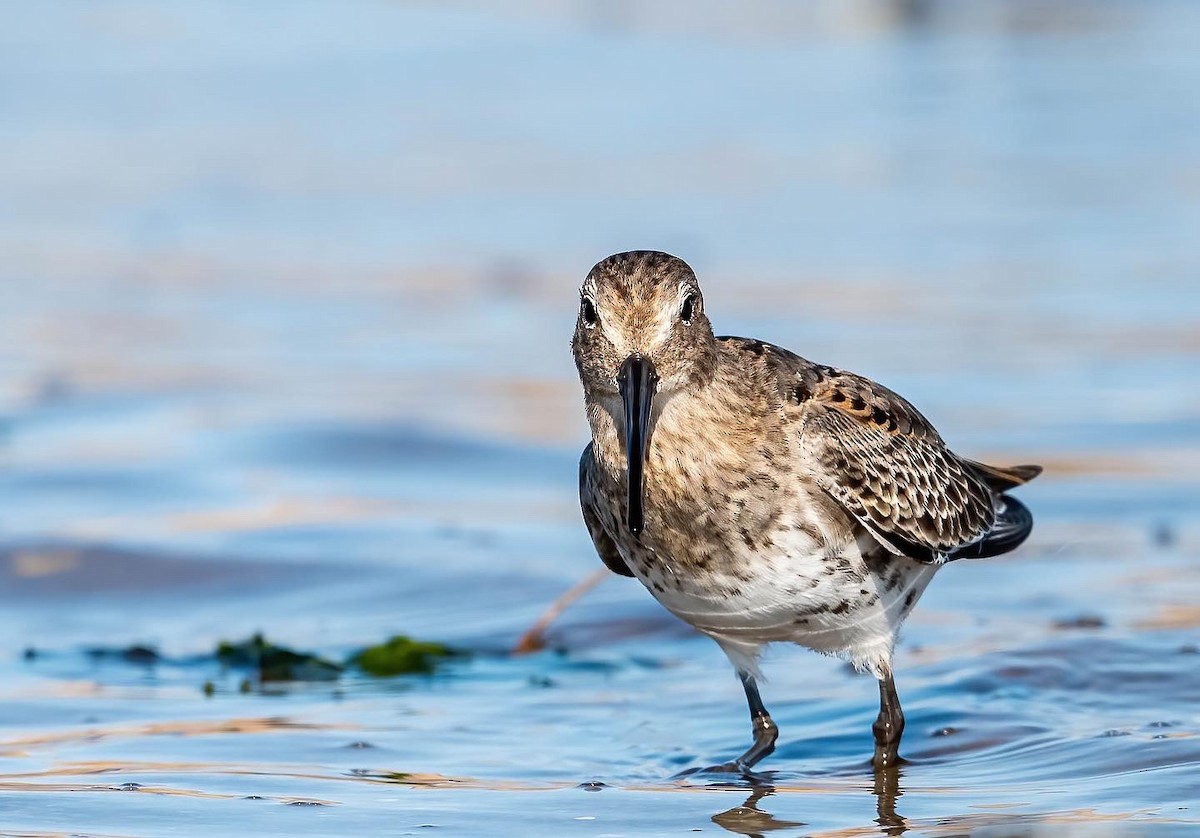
[792,362,998,563]
[579,444,635,577]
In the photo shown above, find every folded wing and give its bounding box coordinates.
[579,443,635,577]
[792,363,1038,564]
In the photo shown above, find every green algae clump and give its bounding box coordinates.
[216,633,342,682]
[350,635,456,676]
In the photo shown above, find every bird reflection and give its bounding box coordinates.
[709,765,908,838]
[710,785,805,837]
[873,763,908,836]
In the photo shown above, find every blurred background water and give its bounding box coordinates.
[0,1,1198,835]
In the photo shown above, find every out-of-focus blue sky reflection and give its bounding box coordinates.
[0,3,1198,835]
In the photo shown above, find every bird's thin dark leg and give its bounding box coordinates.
[872,674,905,768]
[733,671,778,770]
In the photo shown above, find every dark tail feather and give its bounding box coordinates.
[951,494,1035,560]
[966,460,1043,492]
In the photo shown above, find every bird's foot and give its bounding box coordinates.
[673,762,738,779]
[673,760,773,784]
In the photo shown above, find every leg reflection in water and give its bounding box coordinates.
[710,785,805,838]
[708,766,909,838]
[873,762,908,836]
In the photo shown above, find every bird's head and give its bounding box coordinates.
[571,250,718,535]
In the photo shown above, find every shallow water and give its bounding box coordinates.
[1,1,1199,835]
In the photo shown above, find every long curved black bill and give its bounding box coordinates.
[618,355,657,537]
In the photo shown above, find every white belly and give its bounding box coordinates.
[625,529,938,676]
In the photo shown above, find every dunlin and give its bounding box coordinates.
[572,251,1040,770]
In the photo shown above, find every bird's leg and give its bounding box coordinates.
[732,670,778,770]
[872,674,905,768]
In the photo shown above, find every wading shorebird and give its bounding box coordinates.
[573,251,1040,771]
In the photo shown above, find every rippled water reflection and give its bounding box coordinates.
[2,0,1198,835]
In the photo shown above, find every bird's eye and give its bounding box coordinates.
[680,294,696,324]
[581,297,598,326]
